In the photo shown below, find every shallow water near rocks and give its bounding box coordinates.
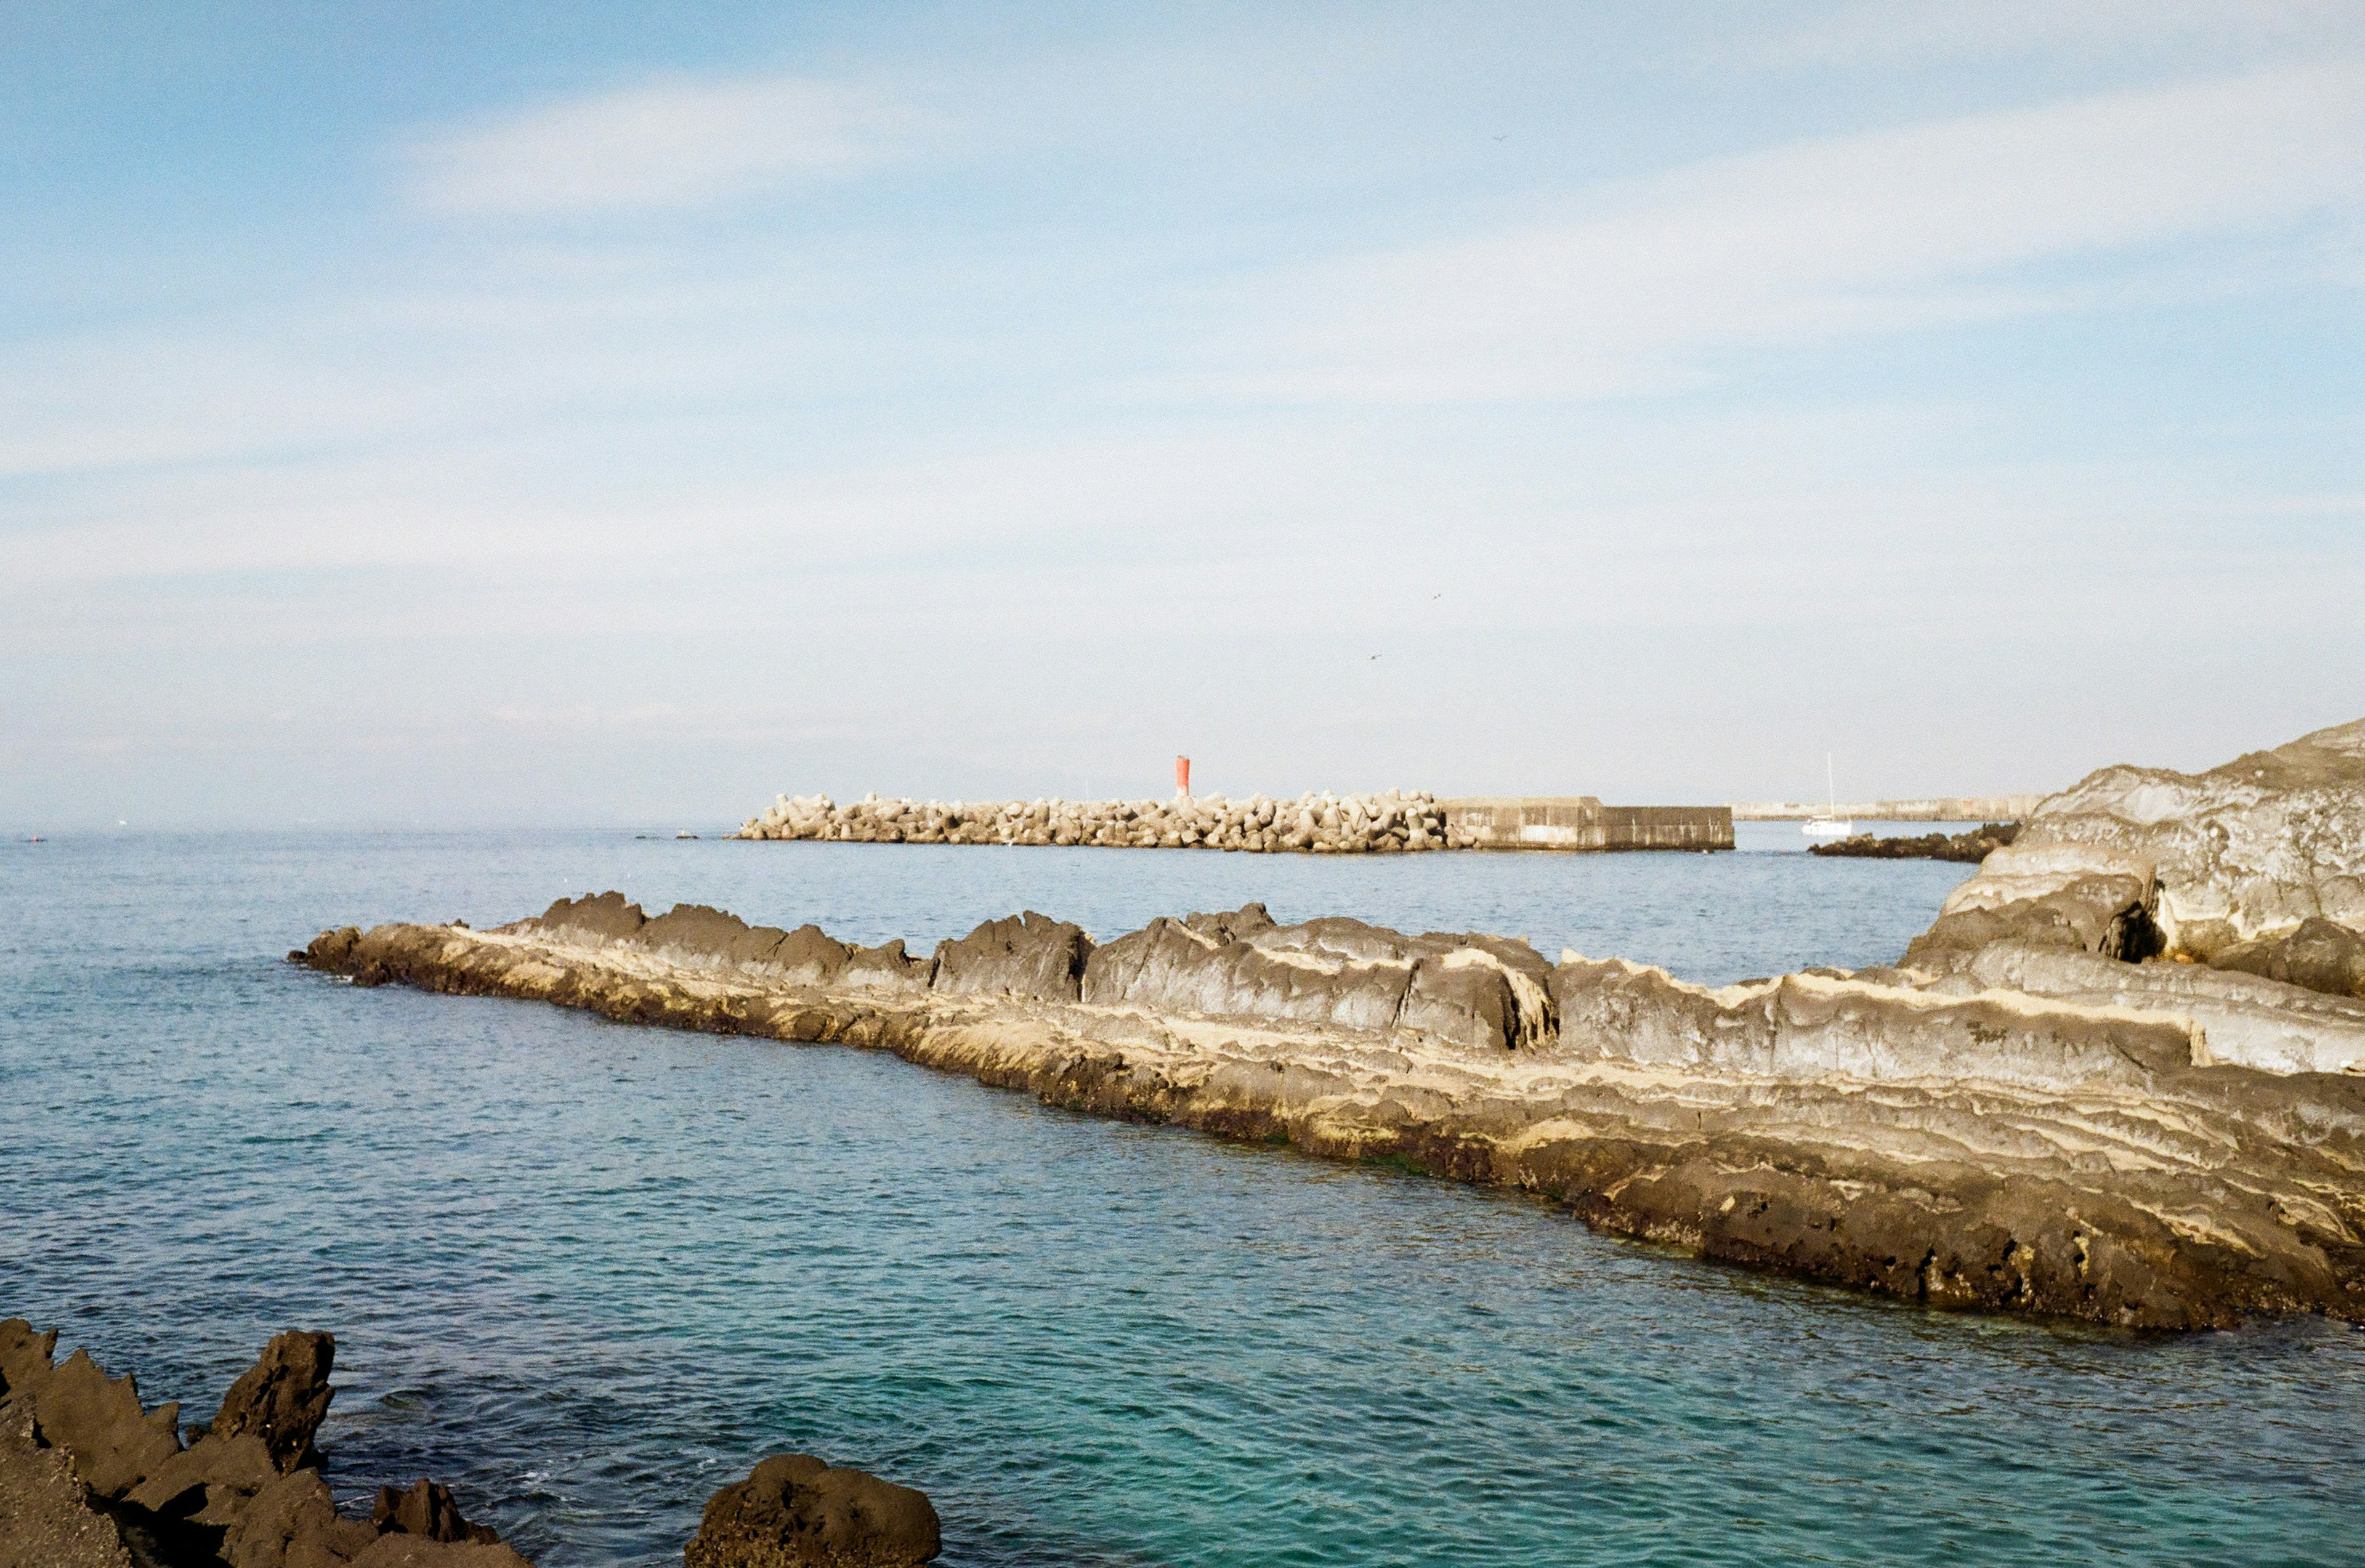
[4,828,2362,1567]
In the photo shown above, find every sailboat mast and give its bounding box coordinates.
[1826,753,1835,815]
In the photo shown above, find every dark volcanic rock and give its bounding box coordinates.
[2209,916,2365,1000]
[636,905,795,969]
[0,1323,182,1499]
[684,1453,940,1568]
[1809,822,2019,862]
[372,1481,498,1545]
[931,912,1094,1001]
[1,1322,531,1568]
[211,1330,334,1474]
[527,891,648,945]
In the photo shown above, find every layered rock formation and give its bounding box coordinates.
[2011,717,2365,956]
[293,888,2365,1332]
[1808,822,2019,863]
[1886,720,2365,1073]
[737,792,1459,852]
[0,1322,941,1568]
[0,1321,525,1567]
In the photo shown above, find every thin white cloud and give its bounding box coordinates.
[1759,0,2364,68]
[1213,61,2365,402]
[403,72,911,215]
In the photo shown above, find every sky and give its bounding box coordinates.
[2,1,2361,828]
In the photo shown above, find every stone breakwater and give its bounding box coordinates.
[740,791,1461,851]
[294,890,2365,1332]
[734,792,1736,853]
[0,1317,940,1568]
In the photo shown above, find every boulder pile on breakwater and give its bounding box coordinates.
[738,791,1459,852]
[0,1317,942,1568]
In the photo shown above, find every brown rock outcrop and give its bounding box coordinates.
[0,1322,527,1568]
[684,1453,939,1568]
[931,913,1093,1002]
[211,1332,334,1474]
[371,1482,499,1546]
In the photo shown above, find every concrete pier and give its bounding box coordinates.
[1438,798,1734,851]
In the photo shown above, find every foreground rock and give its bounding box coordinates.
[296,890,2365,1331]
[0,1325,940,1568]
[0,1322,525,1567]
[1809,822,2019,863]
[684,1455,939,1568]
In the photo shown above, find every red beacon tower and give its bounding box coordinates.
[1174,756,1191,799]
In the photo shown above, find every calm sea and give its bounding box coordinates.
[4,827,2360,1567]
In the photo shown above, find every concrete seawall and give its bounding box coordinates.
[1439,798,1733,851]
[738,791,1731,853]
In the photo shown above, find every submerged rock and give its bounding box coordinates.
[684,1453,940,1568]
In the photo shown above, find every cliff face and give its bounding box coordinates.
[293,903,2365,1333]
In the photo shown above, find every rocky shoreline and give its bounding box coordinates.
[0,1320,940,1567]
[293,882,2365,1333]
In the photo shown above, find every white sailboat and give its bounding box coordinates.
[1801,754,1854,838]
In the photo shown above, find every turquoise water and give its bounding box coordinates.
[4,830,2361,1566]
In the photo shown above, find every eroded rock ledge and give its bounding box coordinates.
[293,893,2365,1332]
